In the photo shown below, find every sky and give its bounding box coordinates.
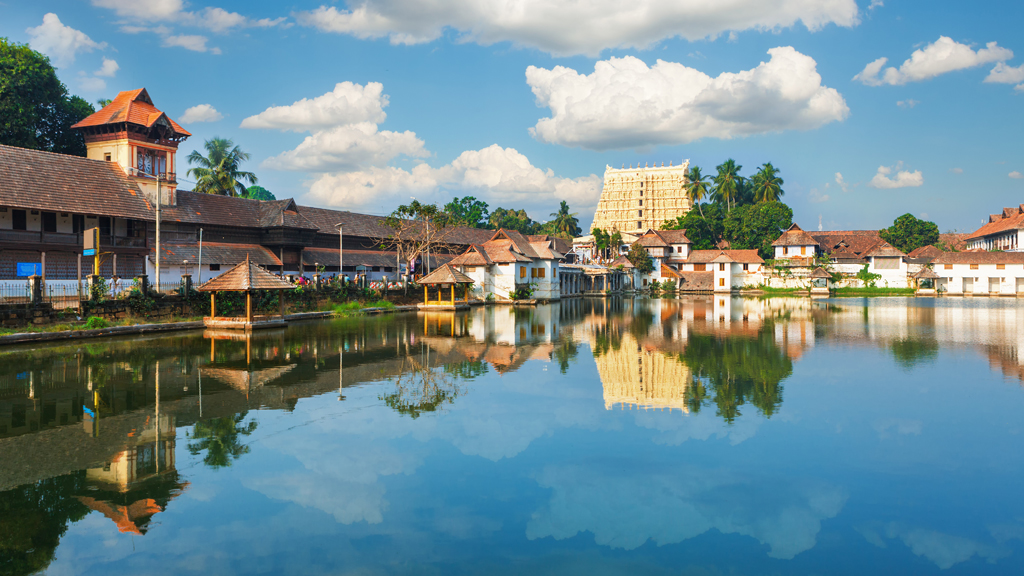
[2,1,1023,233]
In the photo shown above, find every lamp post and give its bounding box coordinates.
[335,223,344,282]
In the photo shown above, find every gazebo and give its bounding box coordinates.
[417,264,474,310]
[912,267,940,296]
[197,255,296,330]
[809,267,832,295]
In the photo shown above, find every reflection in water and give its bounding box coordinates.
[0,298,1023,574]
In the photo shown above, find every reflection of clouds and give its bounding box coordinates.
[526,464,846,559]
[872,418,923,439]
[247,472,389,524]
[858,523,1011,569]
[434,506,503,539]
[634,409,763,446]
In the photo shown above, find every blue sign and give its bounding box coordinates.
[16,263,41,277]
[83,249,96,256]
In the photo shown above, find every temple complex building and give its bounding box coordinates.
[591,161,692,234]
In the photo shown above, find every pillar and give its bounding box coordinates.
[246,291,252,323]
[451,284,456,305]
[135,274,149,295]
[28,275,42,306]
[424,285,429,303]
[210,292,216,317]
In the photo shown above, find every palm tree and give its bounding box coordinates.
[712,159,744,211]
[186,137,258,197]
[187,413,258,468]
[684,166,713,220]
[592,227,609,261]
[549,201,582,238]
[750,162,784,203]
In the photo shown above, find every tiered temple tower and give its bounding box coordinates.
[591,160,691,234]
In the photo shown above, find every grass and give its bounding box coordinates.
[743,285,807,294]
[331,300,397,316]
[832,287,916,297]
[0,314,203,336]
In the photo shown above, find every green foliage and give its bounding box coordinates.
[649,279,661,291]
[548,200,582,238]
[244,185,276,201]
[684,166,713,219]
[553,340,579,374]
[84,316,109,330]
[186,137,258,197]
[509,283,536,301]
[592,227,609,258]
[711,158,747,210]
[660,279,677,292]
[444,196,490,228]
[187,413,258,468]
[750,162,785,203]
[889,337,939,369]
[855,264,882,288]
[626,241,655,273]
[444,360,488,380]
[662,202,725,250]
[380,366,463,419]
[0,472,91,575]
[879,213,940,254]
[722,201,794,259]
[0,39,94,156]
[489,207,538,233]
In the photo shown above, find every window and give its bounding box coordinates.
[638,199,643,206]
[104,153,112,161]
[694,263,706,271]
[719,278,725,287]
[638,210,642,217]
[719,263,725,271]
[677,246,682,253]
[520,267,527,278]
[783,246,789,256]
[464,266,475,272]
[800,246,806,256]
[997,264,1005,270]
[136,148,167,176]
[743,263,749,271]
[99,217,111,238]
[12,210,28,230]
[970,264,979,270]
[72,215,84,233]
[538,268,546,278]
[41,212,56,233]
[531,268,538,278]
[637,221,642,229]
[209,264,221,271]
[944,264,952,270]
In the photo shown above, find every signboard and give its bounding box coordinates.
[83,249,96,256]
[83,227,99,251]
[16,263,42,277]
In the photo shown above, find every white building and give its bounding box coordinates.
[965,205,1024,251]
[933,252,1024,295]
[677,250,766,291]
[861,241,909,288]
[771,223,819,261]
[449,229,564,301]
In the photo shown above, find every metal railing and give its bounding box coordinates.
[0,283,30,306]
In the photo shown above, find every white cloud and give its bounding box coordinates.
[241,82,388,131]
[527,47,848,151]
[949,167,963,174]
[93,0,288,35]
[896,99,918,108]
[809,184,830,204]
[79,76,107,92]
[835,172,849,192]
[985,62,1024,92]
[162,34,219,53]
[26,13,106,68]
[263,122,428,172]
[880,524,1009,569]
[854,36,1013,86]
[91,0,184,21]
[94,57,119,77]
[869,0,884,9]
[1010,171,1024,179]
[868,162,923,189]
[194,7,248,32]
[295,0,859,57]
[180,104,224,123]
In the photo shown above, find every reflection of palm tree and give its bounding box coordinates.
[187,413,258,468]
[554,340,579,374]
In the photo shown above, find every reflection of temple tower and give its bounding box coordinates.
[594,333,692,413]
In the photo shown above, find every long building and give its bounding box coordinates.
[0,89,494,286]
[591,161,692,234]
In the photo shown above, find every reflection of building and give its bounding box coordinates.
[593,333,691,413]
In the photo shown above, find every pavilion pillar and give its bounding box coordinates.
[246,292,252,323]
[210,293,216,318]
[424,285,428,303]
[451,284,456,305]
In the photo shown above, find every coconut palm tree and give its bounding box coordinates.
[684,165,713,220]
[549,200,582,238]
[186,137,258,197]
[712,159,744,211]
[750,162,784,203]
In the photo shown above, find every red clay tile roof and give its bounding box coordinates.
[527,234,572,254]
[809,267,832,278]
[966,205,1024,240]
[772,223,818,247]
[259,199,318,229]
[863,242,906,258]
[907,245,944,259]
[677,271,714,291]
[810,230,882,256]
[492,229,543,259]
[529,239,564,260]
[933,252,1024,265]
[150,242,281,266]
[71,88,190,136]
[656,229,691,244]
[449,245,494,267]
[912,267,940,279]
[417,263,474,285]
[608,256,634,268]
[938,232,968,251]
[0,144,154,220]
[687,249,764,264]
[198,257,296,291]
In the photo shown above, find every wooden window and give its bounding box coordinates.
[783,246,789,256]
[72,215,85,233]
[719,278,725,287]
[209,264,221,271]
[970,264,979,270]
[944,264,952,270]
[694,263,706,271]
[997,264,1005,270]
[520,267,527,278]
[12,210,26,230]
[41,212,57,233]
[104,153,112,161]
[538,268,546,278]
[801,246,806,255]
[743,263,749,271]
[719,263,725,271]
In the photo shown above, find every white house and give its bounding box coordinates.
[933,252,1024,295]
[449,229,564,301]
[678,250,766,290]
[965,205,1024,251]
[862,241,909,288]
[771,223,819,261]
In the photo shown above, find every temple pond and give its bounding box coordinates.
[1,296,1023,575]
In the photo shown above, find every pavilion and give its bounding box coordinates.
[198,255,296,331]
[417,264,474,310]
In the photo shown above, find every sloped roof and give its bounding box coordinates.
[529,239,564,260]
[527,234,572,254]
[809,267,832,279]
[490,229,544,259]
[967,205,1024,240]
[71,88,190,137]
[933,252,1024,265]
[449,245,494,266]
[479,238,533,263]
[863,242,906,258]
[609,256,634,268]
[197,256,296,291]
[258,199,318,229]
[939,232,968,251]
[772,223,819,246]
[635,229,670,247]
[907,245,944,259]
[417,263,474,285]
[150,242,281,266]
[657,229,691,244]
[912,267,940,279]
[677,271,714,291]
[810,230,882,256]
[660,264,681,278]
[687,249,764,264]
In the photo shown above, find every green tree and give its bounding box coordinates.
[626,242,655,273]
[96,98,112,108]
[187,413,258,468]
[712,158,745,211]
[722,201,793,259]
[244,185,276,201]
[592,227,609,259]
[489,207,538,233]
[0,39,95,156]
[548,200,582,239]
[186,137,258,196]
[609,230,623,257]
[879,213,939,254]
[684,165,713,220]
[382,200,455,274]
[749,162,784,203]
[662,203,725,250]
[444,196,490,228]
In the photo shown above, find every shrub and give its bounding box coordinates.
[84,316,109,330]
[510,283,536,300]
[660,279,677,292]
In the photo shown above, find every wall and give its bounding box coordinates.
[935,263,1024,295]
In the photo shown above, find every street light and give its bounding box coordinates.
[334,223,344,283]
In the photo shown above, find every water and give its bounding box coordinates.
[1,297,1023,575]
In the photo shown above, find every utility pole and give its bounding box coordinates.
[336,224,344,282]
[155,174,162,294]
[198,228,203,284]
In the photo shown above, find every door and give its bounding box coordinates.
[989,277,1001,293]
[963,277,973,293]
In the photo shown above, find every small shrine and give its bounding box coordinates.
[417,264,474,310]
[912,267,940,296]
[809,267,832,295]
[197,255,296,331]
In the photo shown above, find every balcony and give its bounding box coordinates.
[127,167,176,184]
[0,229,147,249]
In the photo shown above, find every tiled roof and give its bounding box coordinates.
[810,231,882,256]
[863,242,906,258]
[149,242,281,266]
[529,239,564,260]
[687,249,764,263]
[71,88,190,137]
[677,271,714,291]
[481,240,532,263]
[450,245,493,266]
[198,257,296,291]
[417,263,475,285]
[660,264,681,278]
[772,223,818,247]
[658,229,691,244]
[259,199,318,229]
[907,245,944,259]
[608,256,634,268]
[939,232,968,251]
[933,252,1024,265]
[809,267,832,279]
[163,191,262,227]
[527,234,572,254]
[0,144,153,220]
[912,267,940,279]
[966,205,1024,240]
[493,229,544,259]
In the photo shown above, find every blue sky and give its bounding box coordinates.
[2,1,1023,233]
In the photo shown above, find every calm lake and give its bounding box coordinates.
[2,297,1023,575]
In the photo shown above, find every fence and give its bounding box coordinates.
[0,283,31,306]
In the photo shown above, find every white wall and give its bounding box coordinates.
[935,263,1024,295]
